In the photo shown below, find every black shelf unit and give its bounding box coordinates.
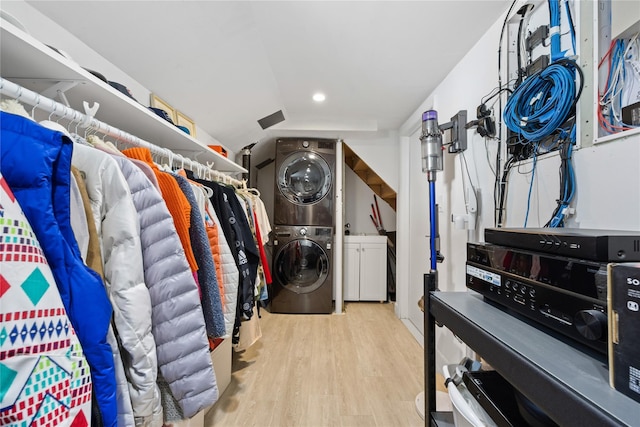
[425,291,638,427]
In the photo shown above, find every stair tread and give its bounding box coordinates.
[367,175,384,185]
[343,143,397,211]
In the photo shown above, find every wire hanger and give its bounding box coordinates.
[48,103,58,121]
[67,110,79,133]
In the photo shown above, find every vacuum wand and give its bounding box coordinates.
[421,111,442,420]
[420,110,443,271]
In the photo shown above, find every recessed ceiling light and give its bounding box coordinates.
[313,93,326,102]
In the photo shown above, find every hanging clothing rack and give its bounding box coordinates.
[0,77,244,187]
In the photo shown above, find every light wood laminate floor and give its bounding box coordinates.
[205,302,424,427]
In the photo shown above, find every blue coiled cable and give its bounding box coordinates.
[503,59,580,142]
[504,0,583,228]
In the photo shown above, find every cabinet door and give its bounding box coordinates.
[358,242,387,301]
[343,243,360,301]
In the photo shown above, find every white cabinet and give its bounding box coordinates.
[344,235,387,301]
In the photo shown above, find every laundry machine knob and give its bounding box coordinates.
[302,140,310,148]
[299,227,307,236]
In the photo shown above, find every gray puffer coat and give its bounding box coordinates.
[113,155,218,418]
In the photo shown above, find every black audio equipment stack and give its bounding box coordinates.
[465,228,640,354]
[483,227,640,262]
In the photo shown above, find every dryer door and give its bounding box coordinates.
[274,238,329,294]
[277,151,332,205]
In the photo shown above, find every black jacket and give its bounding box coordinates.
[189,173,259,328]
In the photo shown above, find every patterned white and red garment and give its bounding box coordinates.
[0,174,92,427]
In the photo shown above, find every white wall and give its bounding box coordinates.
[343,132,399,191]
[397,5,640,370]
[505,136,640,229]
[344,167,396,235]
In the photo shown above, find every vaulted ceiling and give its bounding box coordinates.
[26,1,510,153]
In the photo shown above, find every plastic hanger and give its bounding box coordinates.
[30,94,40,119]
[200,183,214,199]
[40,117,72,140]
[66,110,79,133]
[160,149,173,172]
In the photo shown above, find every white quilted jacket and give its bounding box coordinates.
[206,199,239,337]
[71,143,160,425]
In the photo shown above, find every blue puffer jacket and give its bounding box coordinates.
[0,112,117,426]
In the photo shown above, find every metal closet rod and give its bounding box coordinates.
[0,77,244,187]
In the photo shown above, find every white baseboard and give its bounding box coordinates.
[401,318,424,348]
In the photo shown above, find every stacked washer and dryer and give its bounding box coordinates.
[270,138,336,314]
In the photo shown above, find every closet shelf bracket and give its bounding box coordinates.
[6,77,84,107]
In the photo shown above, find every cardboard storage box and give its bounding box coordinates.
[608,263,640,404]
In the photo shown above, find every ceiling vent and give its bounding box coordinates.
[258,110,285,130]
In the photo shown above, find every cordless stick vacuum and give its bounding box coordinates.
[419,109,444,421]
[420,110,444,285]
[418,108,469,420]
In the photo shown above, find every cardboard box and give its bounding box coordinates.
[211,338,231,397]
[608,263,640,403]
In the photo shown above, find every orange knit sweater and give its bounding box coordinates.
[123,147,199,272]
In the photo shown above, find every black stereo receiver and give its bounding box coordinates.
[484,227,640,262]
[466,242,608,354]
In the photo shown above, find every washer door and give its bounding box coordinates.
[275,239,329,294]
[277,151,332,205]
